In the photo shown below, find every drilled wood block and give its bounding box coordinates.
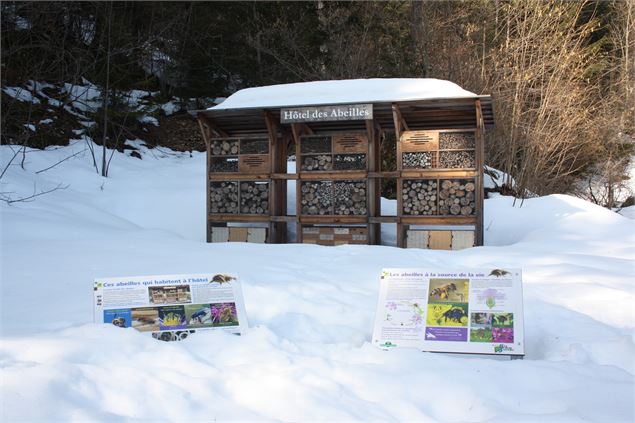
[406,230,429,248]
[247,227,267,243]
[228,227,248,242]
[429,231,452,250]
[451,231,474,250]
[211,227,229,242]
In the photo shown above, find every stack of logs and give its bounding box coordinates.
[301,181,333,215]
[211,139,239,155]
[439,132,475,149]
[239,182,269,214]
[402,152,434,169]
[402,180,437,215]
[438,179,475,216]
[301,155,332,171]
[334,181,367,215]
[439,151,475,168]
[301,180,368,215]
[210,182,238,214]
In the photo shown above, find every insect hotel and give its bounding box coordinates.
[196,79,494,249]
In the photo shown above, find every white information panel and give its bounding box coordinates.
[94,273,248,340]
[372,268,524,355]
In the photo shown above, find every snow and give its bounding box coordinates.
[23,123,36,132]
[39,118,54,125]
[1,143,634,422]
[161,100,181,116]
[62,79,102,113]
[619,205,635,220]
[138,115,159,126]
[2,86,40,104]
[209,78,481,110]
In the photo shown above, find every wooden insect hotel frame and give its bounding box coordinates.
[196,85,494,249]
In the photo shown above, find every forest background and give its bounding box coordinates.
[2,1,633,206]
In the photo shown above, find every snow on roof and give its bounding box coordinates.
[209,78,479,110]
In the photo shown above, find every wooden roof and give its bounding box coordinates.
[196,96,494,138]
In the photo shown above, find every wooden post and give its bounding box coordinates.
[393,104,405,247]
[264,111,281,243]
[198,116,212,242]
[475,99,485,246]
[291,123,303,243]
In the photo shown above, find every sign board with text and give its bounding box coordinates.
[372,268,524,355]
[280,103,372,123]
[94,273,248,339]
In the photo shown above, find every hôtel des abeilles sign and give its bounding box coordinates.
[280,103,373,124]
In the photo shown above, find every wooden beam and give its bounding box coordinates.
[290,123,303,146]
[197,117,211,147]
[199,115,229,138]
[300,123,314,135]
[391,103,402,139]
[263,111,278,141]
[392,103,409,132]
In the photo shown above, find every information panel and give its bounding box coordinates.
[371,268,524,355]
[94,273,248,340]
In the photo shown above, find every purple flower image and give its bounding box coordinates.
[210,302,239,327]
[492,327,514,343]
[386,302,398,311]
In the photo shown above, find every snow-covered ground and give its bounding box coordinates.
[1,142,634,422]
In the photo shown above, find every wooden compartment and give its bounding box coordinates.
[210,181,239,214]
[239,181,269,215]
[405,229,475,250]
[210,226,267,243]
[438,179,476,216]
[299,133,368,173]
[210,156,239,173]
[209,137,270,174]
[239,155,269,173]
[439,131,475,150]
[301,225,368,246]
[399,130,476,170]
[401,131,439,152]
[210,180,269,215]
[401,179,438,215]
[401,178,476,216]
[333,133,367,153]
[300,179,367,216]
